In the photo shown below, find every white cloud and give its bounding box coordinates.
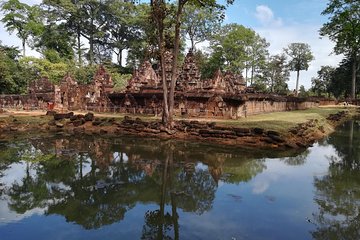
[255,5,282,27]
[255,16,343,89]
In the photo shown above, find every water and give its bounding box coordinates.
[0,121,359,240]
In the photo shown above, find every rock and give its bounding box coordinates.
[73,118,85,127]
[253,128,264,135]
[296,142,306,148]
[73,127,85,133]
[70,115,78,121]
[263,137,276,144]
[268,134,284,143]
[92,120,102,126]
[55,122,64,128]
[107,117,115,123]
[284,143,298,148]
[84,112,94,121]
[100,129,108,134]
[143,128,161,133]
[199,129,235,137]
[10,127,18,131]
[46,111,57,116]
[48,120,56,126]
[54,112,74,121]
[267,130,280,136]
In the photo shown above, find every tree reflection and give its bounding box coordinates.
[312,120,360,239]
[0,135,282,231]
[280,149,310,166]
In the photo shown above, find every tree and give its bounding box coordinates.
[328,57,360,98]
[100,0,139,66]
[33,22,75,61]
[1,0,43,56]
[284,43,314,96]
[210,24,255,75]
[320,0,360,99]
[181,4,224,51]
[0,42,28,94]
[245,33,269,86]
[265,54,289,94]
[311,66,335,97]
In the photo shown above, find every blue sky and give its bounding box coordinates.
[0,0,342,89]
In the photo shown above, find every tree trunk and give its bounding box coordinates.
[152,0,169,125]
[22,39,26,57]
[251,65,254,86]
[89,35,94,65]
[271,70,275,93]
[89,17,94,65]
[77,28,82,66]
[168,1,185,128]
[245,67,248,87]
[117,49,123,66]
[295,69,300,96]
[351,55,357,99]
[190,36,194,51]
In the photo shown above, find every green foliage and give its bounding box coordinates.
[311,65,335,97]
[328,57,360,98]
[320,0,360,57]
[284,42,314,95]
[0,42,27,94]
[264,54,290,94]
[284,43,314,72]
[320,0,360,98]
[245,33,270,85]
[70,65,98,85]
[181,4,224,50]
[19,57,70,84]
[34,23,75,61]
[210,24,256,74]
[1,0,44,56]
[298,85,309,98]
[200,48,225,79]
[112,73,131,92]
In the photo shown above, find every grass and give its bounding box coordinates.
[0,106,355,134]
[214,106,353,133]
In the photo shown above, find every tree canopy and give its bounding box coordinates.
[320,0,360,99]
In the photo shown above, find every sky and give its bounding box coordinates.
[0,0,343,90]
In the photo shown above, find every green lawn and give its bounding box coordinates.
[215,107,353,133]
[0,106,354,134]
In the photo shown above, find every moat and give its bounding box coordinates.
[0,120,359,240]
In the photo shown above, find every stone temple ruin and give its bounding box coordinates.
[0,50,323,118]
[0,65,114,112]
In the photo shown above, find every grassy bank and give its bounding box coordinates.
[214,106,356,133]
[0,106,357,134]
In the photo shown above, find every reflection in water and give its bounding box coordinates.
[0,121,359,239]
[312,121,360,240]
[0,135,271,234]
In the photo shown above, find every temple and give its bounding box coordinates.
[0,50,325,118]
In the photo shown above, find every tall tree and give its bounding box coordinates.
[210,24,255,75]
[181,4,224,51]
[284,43,314,96]
[1,0,43,56]
[320,0,360,99]
[328,57,360,98]
[265,54,289,94]
[100,0,139,66]
[311,65,335,97]
[246,33,269,86]
[151,0,231,128]
[42,0,86,65]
